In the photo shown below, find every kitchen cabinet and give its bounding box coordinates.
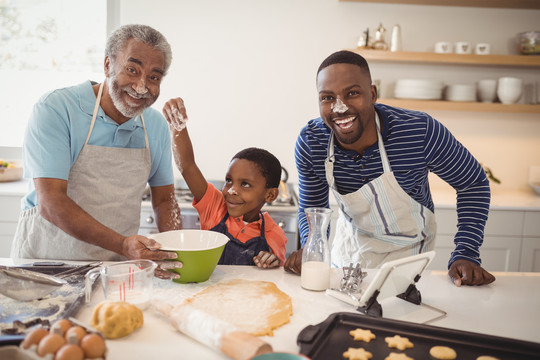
[430,209,524,271]
[350,49,540,113]
[521,237,540,271]
[520,211,540,271]
[0,195,21,257]
[0,179,27,257]
[338,0,540,9]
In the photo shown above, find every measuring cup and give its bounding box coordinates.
[85,260,157,310]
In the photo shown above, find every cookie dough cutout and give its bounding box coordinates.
[429,345,457,359]
[385,335,414,350]
[343,347,373,360]
[385,353,414,360]
[349,328,376,342]
[476,357,500,360]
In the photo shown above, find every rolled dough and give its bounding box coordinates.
[183,279,293,336]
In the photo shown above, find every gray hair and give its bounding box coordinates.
[105,24,173,75]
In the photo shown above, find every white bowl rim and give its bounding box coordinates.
[149,229,229,251]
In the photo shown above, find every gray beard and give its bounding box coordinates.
[107,77,143,118]
[107,74,157,119]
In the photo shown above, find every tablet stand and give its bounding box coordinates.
[356,276,422,317]
[356,289,383,317]
[357,279,447,324]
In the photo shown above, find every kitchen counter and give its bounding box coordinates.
[2,179,540,210]
[432,188,540,211]
[0,178,29,197]
[1,258,538,359]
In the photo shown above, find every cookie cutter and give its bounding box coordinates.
[326,262,367,306]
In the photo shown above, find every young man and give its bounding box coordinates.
[285,50,495,287]
[12,24,181,279]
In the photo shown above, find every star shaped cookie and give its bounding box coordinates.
[349,328,376,342]
[343,347,373,360]
[385,335,414,350]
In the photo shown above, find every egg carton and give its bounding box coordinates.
[16,318,107,360]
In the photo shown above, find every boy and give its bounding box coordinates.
[163,98,287,268]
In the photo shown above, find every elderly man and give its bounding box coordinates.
[285,50,495,287]
[11,24,181,279]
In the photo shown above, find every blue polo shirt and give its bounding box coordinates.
[21,80,174,210]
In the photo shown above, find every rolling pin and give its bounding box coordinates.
[153,301,272,360]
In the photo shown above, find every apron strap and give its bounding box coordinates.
[85,82,105,145]
[324,135,337,190]
[140,115,150,149]
[374,112,391,173]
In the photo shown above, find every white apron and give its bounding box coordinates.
[326,113,437,268]
[11,82,151,261]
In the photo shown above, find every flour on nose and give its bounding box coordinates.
[331,97,348,113]
[136,87,148,94]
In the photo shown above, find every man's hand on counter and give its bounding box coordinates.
[448,259,496,287]
[121,235,181,280]
[284,248,303,275]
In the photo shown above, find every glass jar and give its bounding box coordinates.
[301,207,332,291]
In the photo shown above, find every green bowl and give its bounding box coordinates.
[149,230,229,283]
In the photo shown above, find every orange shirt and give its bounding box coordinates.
[192,183,287,263]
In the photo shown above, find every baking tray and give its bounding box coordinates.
[0,263,99,347]
[297,312,540,360]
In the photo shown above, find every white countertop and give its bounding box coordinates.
[1,258,538,359]
[431,188,540,211]
[0,178,29,197]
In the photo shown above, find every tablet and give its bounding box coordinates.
[357,251,435,307]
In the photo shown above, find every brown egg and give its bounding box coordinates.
[55,344,84,360]
[65,326,87,343]
[80,333,106,359]
[21,327,49,349]
[37,333,66,356]
[52,319,72,335]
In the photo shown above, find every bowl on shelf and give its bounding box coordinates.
[394,79,444,100]
[445,84,476,102]
[518,31,540,55]
[0,160,23,182]
[148,229,229,283]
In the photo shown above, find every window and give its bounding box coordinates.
[0,0,112,147]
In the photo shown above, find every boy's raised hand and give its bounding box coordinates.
[163,97,189,131]
[254,251,280,269]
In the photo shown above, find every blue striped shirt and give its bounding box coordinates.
[295,103,490,267]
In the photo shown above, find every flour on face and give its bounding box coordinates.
[331,96,348,113]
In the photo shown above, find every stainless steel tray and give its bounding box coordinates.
[0,264,99,346]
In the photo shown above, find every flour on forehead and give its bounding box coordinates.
[182,278,293,336]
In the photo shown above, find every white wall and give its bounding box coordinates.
[118,0,540,191]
